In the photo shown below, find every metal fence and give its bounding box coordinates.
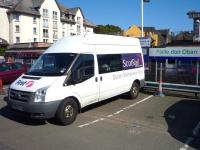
[144,57,200,95]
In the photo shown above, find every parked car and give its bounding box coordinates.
[191,66,200,74]
[177,64,191,74]
[0,62,27,84]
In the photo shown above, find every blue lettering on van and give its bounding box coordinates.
[122,53,143,70]
[15,80,27,86]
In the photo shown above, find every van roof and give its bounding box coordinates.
[45,34,141,54]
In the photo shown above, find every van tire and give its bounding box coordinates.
[128,82,140,99]
[55,98,78,125]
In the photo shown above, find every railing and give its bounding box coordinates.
[144,81,200,95]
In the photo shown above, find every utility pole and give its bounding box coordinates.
[141,0,150,37]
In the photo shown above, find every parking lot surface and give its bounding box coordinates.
[0,91,200,150]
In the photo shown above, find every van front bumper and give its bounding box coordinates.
[7,99,61,119]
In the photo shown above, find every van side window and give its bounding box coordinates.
[70,54,94,83]
[97,54,122,74]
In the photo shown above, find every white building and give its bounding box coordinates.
[0,0,96,44]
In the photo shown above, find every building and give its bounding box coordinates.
[0,0,96,44]
[5,42,51,67]
[124,25,142,38]
[124,25,171,47]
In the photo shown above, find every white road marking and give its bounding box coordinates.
[179,121,200,150]
[114,110,124,115]
[78,95,153,128]
[107,114,113,118]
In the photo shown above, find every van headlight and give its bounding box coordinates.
[34,86,49,102]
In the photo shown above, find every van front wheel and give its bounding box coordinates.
[128,82,140,99]
[55,98,78,125]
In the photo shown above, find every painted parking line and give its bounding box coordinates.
[78,95,153,128]
[180,121,200,150]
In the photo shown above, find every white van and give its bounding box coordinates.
[7,34,145,125]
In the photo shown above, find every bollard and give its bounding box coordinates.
[155,62,165,97]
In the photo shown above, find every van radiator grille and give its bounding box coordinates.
[9,89,34,102]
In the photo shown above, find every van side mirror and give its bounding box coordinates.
[65,71,80,86]
[66,77,77,85]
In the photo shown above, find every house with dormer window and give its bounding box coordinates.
[0,0,96,44]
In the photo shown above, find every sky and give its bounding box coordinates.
[58,0,200,32]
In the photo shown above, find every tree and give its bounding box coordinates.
[0,47,5,56]
[94,24,123,35]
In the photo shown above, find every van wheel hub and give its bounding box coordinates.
[65,105,73,118]
[132,87,137,94]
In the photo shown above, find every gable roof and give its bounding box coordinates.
[83,19,96,28]
[0,0,20,9]
[5,0,96,28]
[58,4,96,28]
[69,7,85,18]
[58,3,69,13]
[7,0,45,16]
[32,0,44,8]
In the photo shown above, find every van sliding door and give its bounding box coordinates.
[97,54,123,101]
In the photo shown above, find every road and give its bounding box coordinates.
[0,91,200,150]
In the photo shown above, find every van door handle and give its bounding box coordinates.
[100,76,103,81]
[95,77,98,82]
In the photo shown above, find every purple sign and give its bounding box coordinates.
[122,53,143,70]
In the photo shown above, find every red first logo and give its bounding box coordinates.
[25,81,34,87]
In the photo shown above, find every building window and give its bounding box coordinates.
[43,39,48,43]
[70,24,73,30]
[53,21,58,29]
[62,23,65,29]
[15,25,20,33]
[43,9,48,18]
[33,27,37,35]
[14,14,20,21]
[67,14,71,20]
[53,11,58,20]
[62,31,65,37]
[33,38,37,42]
[16,37,20,43]
[33,17,37,24]
[61,13,64,18]
[77,17,81,24]
[53,30,58,39]
[77,25,81,35]
[43,19,49,28]
[43,29,49,38]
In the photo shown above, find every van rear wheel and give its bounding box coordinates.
[55,98,78,125]
[128,82,140,99]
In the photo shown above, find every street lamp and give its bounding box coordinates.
[141,0,150,37]
[196,19,200,42]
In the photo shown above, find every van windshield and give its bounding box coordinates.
[26,53,77,76]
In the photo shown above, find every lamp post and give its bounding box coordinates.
[141,0,150,37]
[196,19,200,42]
[187,11,200,42]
